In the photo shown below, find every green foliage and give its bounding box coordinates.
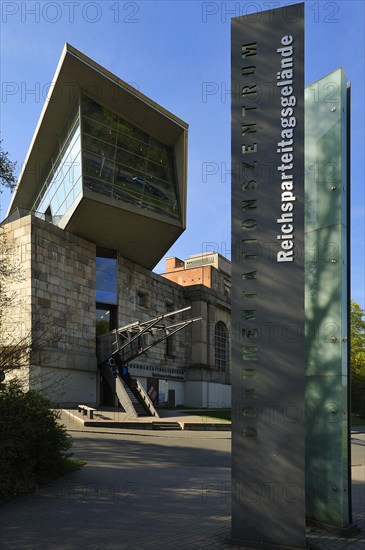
[0,380,72,501]
[0,140,17,191]
[351,301,365,416]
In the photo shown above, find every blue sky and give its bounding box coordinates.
[1,0,364,307]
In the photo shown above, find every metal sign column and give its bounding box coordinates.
[231,4,305,547]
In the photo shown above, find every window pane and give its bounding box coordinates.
[83,117,117,147]
[114,147,147,173]
[32,100,81,225]
[82,131,115,159]
[81,93,180,220]
[116,119,149,144]
[117,132,149,157]
[146,159,174,183]
[96,308,111,336]
[83,150,114,184]
[215,322,228,372]
[83,95,118,129]
[96,255,117,304]
[148,143,175,173]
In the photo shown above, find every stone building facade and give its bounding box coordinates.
[1,216,231,407]
[2,215,97,403]
[1,44,231,408]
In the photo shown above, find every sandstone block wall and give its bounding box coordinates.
[0,217,33,388]
[31,216,96,363]
[118,258,188,368]
[1,215,97,403]
[1,214,232,406]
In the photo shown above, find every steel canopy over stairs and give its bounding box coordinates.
[97,307,201,417]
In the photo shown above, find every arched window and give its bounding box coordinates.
[215,321,228,372]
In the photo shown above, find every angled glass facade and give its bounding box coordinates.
[31,94,181,227]
[7,44,187,269]
[32,102,82,223]
[81,95,180,220]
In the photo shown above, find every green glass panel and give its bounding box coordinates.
[83,118,117,148]
[82,95,119,131]
[81,94,180,220]
[305,69,350,527]
[117,131,149,158]
[306,375,350,525]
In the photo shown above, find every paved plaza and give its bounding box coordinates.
[0,413,363,550]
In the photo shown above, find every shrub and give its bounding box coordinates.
[0,380,72,501]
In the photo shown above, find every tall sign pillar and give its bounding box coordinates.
[231,4,305,548]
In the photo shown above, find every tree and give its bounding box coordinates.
[0,139,17,190]
[351,301,365,417]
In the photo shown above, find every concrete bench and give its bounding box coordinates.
[78,405,96,419]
